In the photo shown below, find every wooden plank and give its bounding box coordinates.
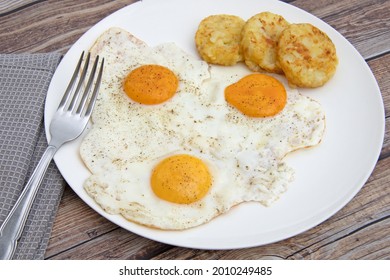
[0,0,41,15]
[47,227,172,260]
[0,0,389,58]
[382,118,390,159]
[45,186,118,258]
[0,0,138,53]
[289,0,390,59]
[367,53,390,117]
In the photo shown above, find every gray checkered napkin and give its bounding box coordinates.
[0,53,64,259]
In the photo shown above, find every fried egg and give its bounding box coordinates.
[80,27,326,230]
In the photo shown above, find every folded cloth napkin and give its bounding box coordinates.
[0,53,64,259]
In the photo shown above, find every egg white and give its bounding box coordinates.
[80,27,326,230]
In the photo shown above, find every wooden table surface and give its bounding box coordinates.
[0,0,389,260]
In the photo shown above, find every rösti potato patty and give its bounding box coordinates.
[277,23,338,88]
[195,14,245,66]
[241,12,289,73]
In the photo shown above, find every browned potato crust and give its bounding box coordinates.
[277,23,338,88]
[241,12,289,73]
[195,14,245,66]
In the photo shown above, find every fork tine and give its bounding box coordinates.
[67,52,91,112]
[84,58,104,117]
[75,55,100,115]
[58,51,84,109]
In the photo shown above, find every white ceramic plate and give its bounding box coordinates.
[45,0,385,249]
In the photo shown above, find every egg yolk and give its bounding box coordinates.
[123,64,178,105]
[225,73,287,117]
[150,154,212,204]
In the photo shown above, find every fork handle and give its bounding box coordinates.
[0,145,58,259]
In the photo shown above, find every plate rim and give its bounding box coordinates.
[44,0,385,250]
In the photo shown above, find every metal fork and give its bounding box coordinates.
[0,52,104,259]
